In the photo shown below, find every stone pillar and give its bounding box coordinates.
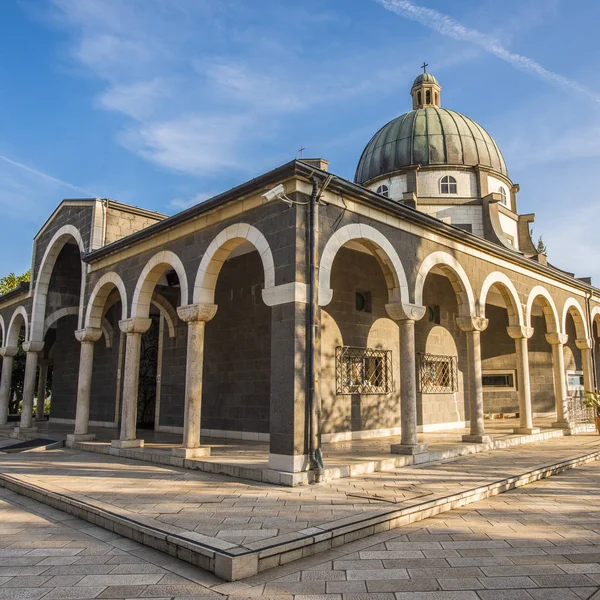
[67,328,103,444]
[173,303,217,459]
[0,347,17,427]
[112,317,152,449]
[457,317,492,443]
[576,338,595,392]
[35,360,49,421]
[546,332,570,428]
[507,326,539,435]
[386,303,428,457]
[18,342,44,431]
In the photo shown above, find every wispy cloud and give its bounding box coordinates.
[0,154,97,197]
[169,191,215,211]
[377,0,600,105]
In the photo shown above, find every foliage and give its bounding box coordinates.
[536,235,548,255]
[0,270,30,296]
[584,390,600,417]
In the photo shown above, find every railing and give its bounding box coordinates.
[565,394,595,426]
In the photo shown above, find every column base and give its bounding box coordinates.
[268,453,310,473]
[390,443,428,456]
[513,427,541,435]
[111,439,144,449]
[462,434,493,444]
[66,433,96,445]
[35,416,47,422]
[552,421,573,430]
[12,426,36,436]
[172,446,211,459]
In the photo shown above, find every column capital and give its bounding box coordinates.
[385,302,426,322]
[177,303,218,323]
[22,341,44,354]
[119,317,152,335]
[575,338,594,350]
[0,346,18,358]
[456,316,489,332]
[506,325,534,340]
[75,328,103,344]
[545,332,568,346]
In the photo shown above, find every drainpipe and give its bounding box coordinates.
[308,176,324,482]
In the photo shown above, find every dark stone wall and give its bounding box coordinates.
[203,251,272,434]
[320,247,400,434]
[46,243,82,315]
[158,319,187,429]
[89,303,121,424]
[48,315,79,419]
[416,273,469,426]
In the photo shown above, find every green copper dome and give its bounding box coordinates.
[413,72,438,86]
[354,107,507,184]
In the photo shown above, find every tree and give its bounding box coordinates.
[0,270,30,296]
[536,235,548,255]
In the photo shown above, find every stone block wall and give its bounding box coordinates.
[46,243,82,316]
[104,205,164,245]
[157,319,187,429]
[48,315,79,419]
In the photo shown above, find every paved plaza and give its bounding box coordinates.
[2,442,600,598]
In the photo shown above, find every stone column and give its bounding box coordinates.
[576,338,595,393]
[67,328,103,444]
[18,342,44,431]
[546,332,570,428]
[35,360,49,422]
[507,326,539,435]
[112,317,152,449]
[457,316,492,443]
[0,347,17,427]
[386,303,428,457]
[173,303,217,459]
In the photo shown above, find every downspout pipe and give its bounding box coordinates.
[308,176,324,482]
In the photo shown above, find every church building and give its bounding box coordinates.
[0,70,598,483]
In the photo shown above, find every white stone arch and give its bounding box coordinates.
[414,251,476,317]
[525,286,560,333]
[591,305,600,338]
[561,297,589,339]
[0,315,4,347]
[30,225,86,342]
[151,294,178,339]
[194,223,275,304]
[318,223,409,307]
[85,272,128,330]
[44,307,79,337]
[6,306,29,348]
[132,251,189,319]
[478,272,524,327]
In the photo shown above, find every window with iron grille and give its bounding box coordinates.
[336,346,393,395]
[418,353,457,393]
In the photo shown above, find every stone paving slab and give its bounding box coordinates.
[1,434,600,581]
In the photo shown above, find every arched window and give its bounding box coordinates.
[499,187,507,205]
[376,184,389,198]
[426,90,431,104]
[435,92,438,104]
[440,175,457,194]
[417,91,422,105]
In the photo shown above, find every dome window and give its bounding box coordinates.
[376,184,389,198]
[426,90,431,104]
[499,187,507,205]
[440,175,457,194]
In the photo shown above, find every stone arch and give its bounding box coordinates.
[318,223,409,307]
[30,225,86,342]
[6,306,29,348]
[478,272,524,327]
[561,297,589,339]
[591,305,600,333]
[151,293,178,338]
[0,315,4,347]
[44,307,79,337]
[194,223,275,304]
[414,251,475,317]
[85,272,128,329]
[132,251,189,318]
[525,286,560,333]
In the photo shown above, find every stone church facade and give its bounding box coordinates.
[0,71,598,476]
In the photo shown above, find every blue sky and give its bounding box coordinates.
[1,0,600,281]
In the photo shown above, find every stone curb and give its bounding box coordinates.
[0,447,599,581]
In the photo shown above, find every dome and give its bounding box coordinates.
[413,72,438,86]
[355,107,507,184]
[355,71,508,185]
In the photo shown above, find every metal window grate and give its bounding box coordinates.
[335,346,393,395]
[418,353,457,394]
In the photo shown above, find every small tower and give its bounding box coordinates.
[411,63,441,109]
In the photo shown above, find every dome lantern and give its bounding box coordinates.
[411,63,441,109]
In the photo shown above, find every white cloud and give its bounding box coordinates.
[377,0,600,105]
[169,191,215,211]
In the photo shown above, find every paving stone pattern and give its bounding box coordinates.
[3,448,600,598]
